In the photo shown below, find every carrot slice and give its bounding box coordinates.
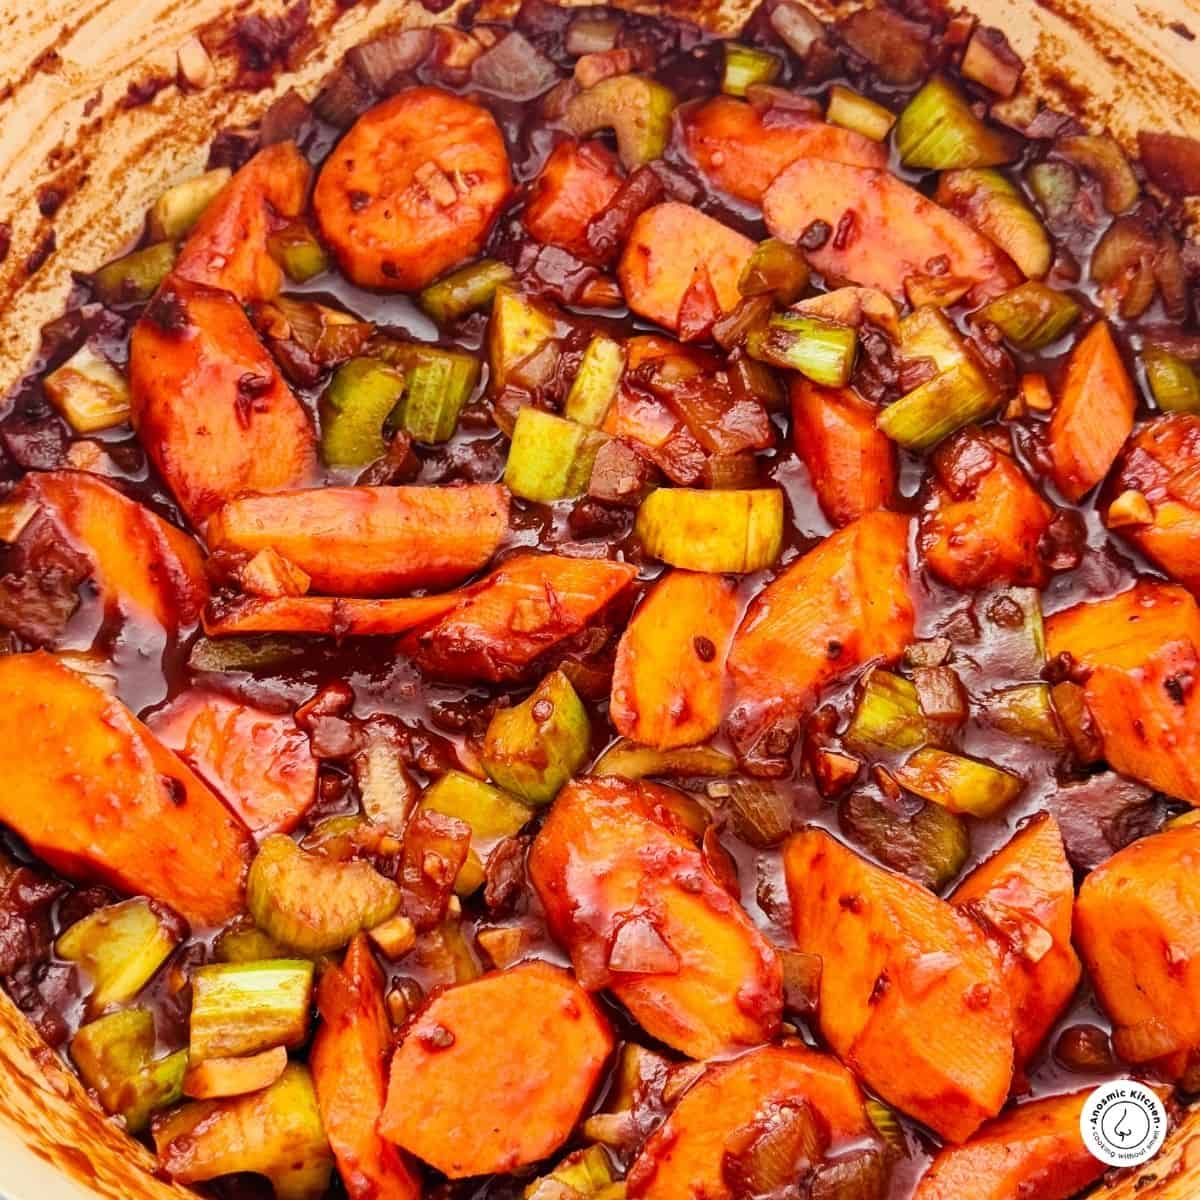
[912,1089,1104,1200]
[313,87,513,291]
[528,776,782,1059]
[523,138,623,262]
[785,828,1015,1143]
[951,813,1081,1065]
[148,691,317,837]
[404,552,637,682]
[726,510,914,768]
[207,484,509,597]
[617,202,755,333]
[918,428,1055,590]
[1047,321,1136,501]
[627,1044,875,1200]
[174,142,310,303]
[790,379,896,527]
[1045,581,1200,804]
[312,936,422,1200]
[611,570,739,749]
[129,277,317,525]
[10,470,207,631]
[203,591,466,637]
[0,652,252,925]
[1075,824,1200,1078]
[763,159,1020,304]
[379,961,612,1177]
[680,95,888,204]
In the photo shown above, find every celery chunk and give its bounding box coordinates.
[748,314,856,387]
[489,285,558,390]
[564,335,626,427]
[979,281,1080,350]
[896,76,1018,169]
[826,85,895,142]
[149,167,231,241]
[986,683,1065,748]
[420,258,515,324]
[844,669,927,752]
[635,487,784,572]
[189,959,314,1063]
[894,747,1022,817]
[936,169,1052,279]
[505,407,606,502]
[721,43,781,97]
[526,1145,616,1199]
[93,242,177,305]
[739,240,810,305]
[319,357,405,467]
[267,221,329,283]
[1143,348,1200,413]
[839,790,969,890]
[376,340,482,444]
[43,343,132,433]
[564,74,677,169]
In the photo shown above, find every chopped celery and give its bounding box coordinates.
[482,670,591,804]
[213,926,291,964]
[1143,348,1200,413]
[636,487,783,572]
[839,790,969,890]
[894,747,1022,817]
[986,683,1065,747]
[189,636,308,673]
[354,731,418,832]
[526,1145,616,1199]
[319,357,405,467]
[149,167,231,241]
[826,85,895,142]
[183,1045,289,1100]
[747,314,857,387]
[721,43,781,97]
[980,281,1081,350]
[936,169,1052,278]
[739,240,810,305]
[153,1064,333,1200]
[247,835,401,957]
[420,258,515,325]
[71,1009,186,1133]
[376,340,481,444]
[564,335,626,427]
[593,739,736,779]
[504,407,607,502]
[564,74,677,169]
[844,669,927,752]
[896,305,964,372]
[57,897,180,1013]
[1025,160,1080,222]
[92,242,176,305]
[43,343,132,433]
[189,959,314,1063]
[489,285,557,390]
[267,221,329,283]
[895,76,1017,169]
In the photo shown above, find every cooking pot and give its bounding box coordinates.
[1,0,1199,1196]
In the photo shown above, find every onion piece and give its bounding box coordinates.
[472,30,559,100]
[1090,215,1158,319]
[608,915,679,974]
[722,1099,827,1197]
[1057,134,1140,213]
[347,28,433,94]
[565,14,622,57]
[809,1147,889,1200]
[778,947,821,1016]
[769,0,826,58]
[706,777,791,847]
[313,64,373,128]
[1138,130,1200,197]
[961,26,1023,98]
[837,6,930,86]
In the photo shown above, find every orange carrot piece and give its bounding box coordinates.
[379,961,612,1177]
[207,484,509,597]
[610,570,739,749]
[203,591,467,637]
[11,470,207,631]
[313,87,513,291]
[617,202,755,334]
[174,142,310,304]
[523,138,623,262]
[529,777,782,1059]
[912,1089,1104,1200]
[680,95,888,204]
[148,691,317,837]
[627,1044,875,1200]
[1045,581,1200,804]
[1075,824,1200,1078]
[790,379,896,527]
[763,159,1020,304]
[952,813,1081,1065]
[918,428,1055,590]
[405,552,637,682]
[1047,321,1136,501]
[726,510,914,768]
[0,652,252,925]
[312,936,422,1200]
[129,277,317,524]
[785,828,1015,1142]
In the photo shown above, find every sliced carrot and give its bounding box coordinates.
[203,591,467,637]
[627,1044,875,1200]
[379,961,613,1177]
[1047,321,1136,501]
[918,428,1055,590]
[313,87,513,290]
[174,142,310,304]
[0,652,252,926]
[528,777,782,1059]
[610,570,739,749]
[680,95,888,204]
[912,1089,1104,1200]
[312,936,422,1200]
[207,484,509,597]
[1045,581,1200,804]
[952,813,1081,1065]
[523,138,623,262]
[1075,824,1200,1079]
[617,202,755,333]
[726,510,914,767]
[129,277,317,525]
[790,379,896,527]
[763,159,1020,304]
[404,552,637,682]
[147,691,317,837]
[785,828,1015,1143]
[11,470,207,631]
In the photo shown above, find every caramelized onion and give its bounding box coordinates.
[810,1147,889,1200]
[472,31,559,100]
[347,28,433,93]
[768,0,826,58]
[778,947,821,1017]
[1138,130,1200,197]
[707,777,792,847]
[837,7,930,86]
[608,914,680,974]
[1057,135,1140,213]
[565,14,621,57]
[722,1098,829,1197]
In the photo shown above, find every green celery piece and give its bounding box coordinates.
[1143,348,1200,413]
[267,222,329,283]
[980,281,1081,350]
[894,747,1023,817]
[378,341,482,444]
[189,959,315,1063]
[593,739,737,779]
[748,314,857,387]
[826,85,895,142]
[92,242,177,305]
[504,407,606,503]
[149,168,231,241]
[845,669,927,752]
[635,487,784,573]
[721,43,781,97]
[564,335,626,427]
[419,258,515,325]
[319,357,405,467]
[563,74,677,170]
[895,76,1018,169]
